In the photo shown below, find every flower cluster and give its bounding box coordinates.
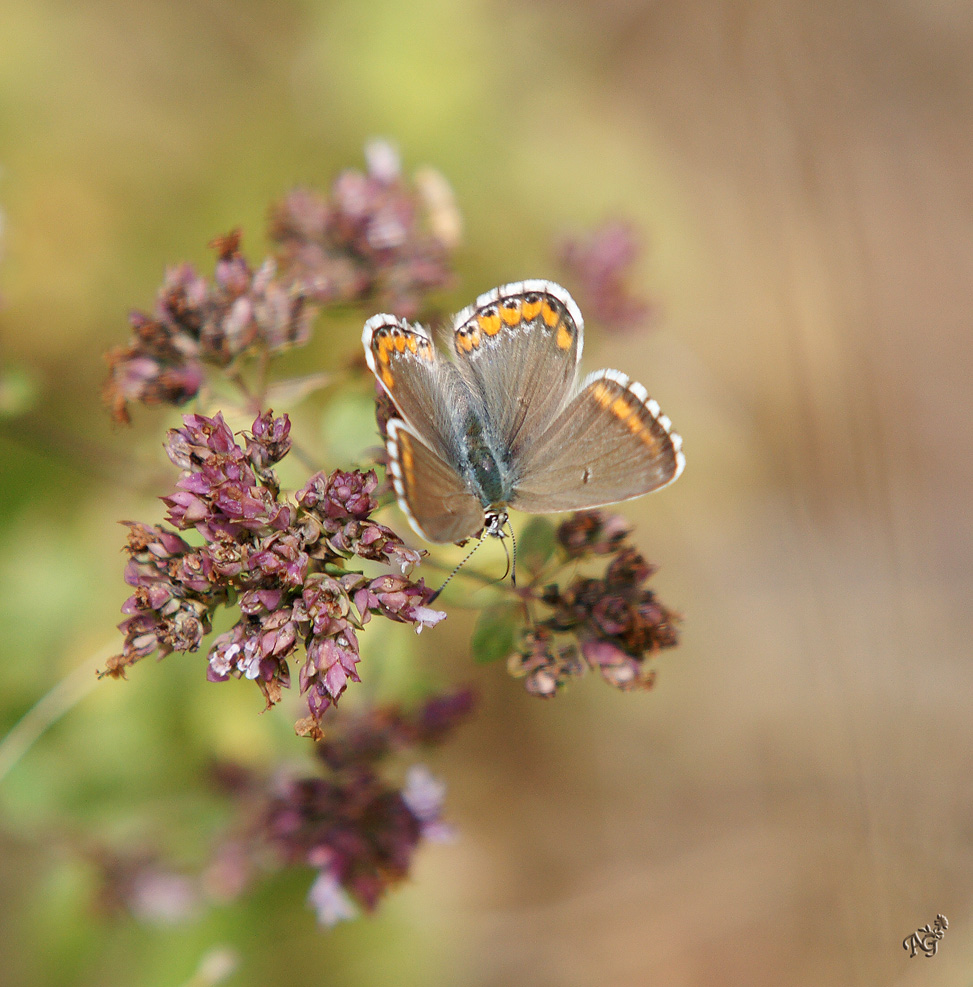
[103,230,317,423]
[103,141,460,424]
[557,220,655,334]
[105,410,445,732]
[89,690,475,929]
[269,138,459,319]
[265,690,474,925]
[507,511,680,697]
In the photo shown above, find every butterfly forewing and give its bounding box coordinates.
[510,369,684,513]
[362,315,467,465]
[451,281,582,464]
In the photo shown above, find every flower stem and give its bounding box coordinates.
[0,646,110,786]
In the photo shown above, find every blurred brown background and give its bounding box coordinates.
[1,0,971,984]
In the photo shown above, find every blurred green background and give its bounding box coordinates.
[1,0,972,984]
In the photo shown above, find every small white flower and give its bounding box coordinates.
[411,606,447,634]
[240,640,263,680]
[402,764,445,822]
[308,870,358,928]
[209,642,240,677]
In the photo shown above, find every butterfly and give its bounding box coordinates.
[362,280,684,544]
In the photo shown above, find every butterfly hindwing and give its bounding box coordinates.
[386,420,484,543]
[510,369,684,514]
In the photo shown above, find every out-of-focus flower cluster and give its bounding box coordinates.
[507,510,680,697]
[103,230,316,424]
[557,220,655,334]
[91,691,475,929]
[269,139,459,320]
[105,410,445,733]
[267,689,474,925]
[104,140,459,424]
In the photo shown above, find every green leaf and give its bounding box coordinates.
[516,516,557,577]
[470,602,522,664]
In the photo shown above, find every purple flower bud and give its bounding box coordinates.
[361,575,445,631]
[580,638,647,691]
[122,583,173,613]
[121,522,191,561]
[165,412,238,470]
[606,548,655,587]
[246,412,292,469]
[162,489,211,528]
[592,595,633,636]
[556,510,631,557]
[306,629,360,703]
[326,470,378,521]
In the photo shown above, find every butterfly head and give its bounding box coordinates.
[483,508,508,539]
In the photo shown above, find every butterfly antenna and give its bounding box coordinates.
[508,520,517,589]
[498,529,512,583]
[428,531,488,603]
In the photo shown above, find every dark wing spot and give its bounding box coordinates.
[582,468,592,484]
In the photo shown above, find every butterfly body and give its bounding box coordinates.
[363,280,684,543]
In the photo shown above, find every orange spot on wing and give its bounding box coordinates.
[521,296,542,321]
[478,309,502,336]
[381,368,394,389]
[640,429,661,452]
[612,397,632,420]
[406,335,418,353]
[401,435,414,479]
[541,300,560,327]
[591,383,614,408]
[556,321,573,350]
[622,411,662,450]
[393,334,407,353]
[499,299,521,325]
[457,331,473,353]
